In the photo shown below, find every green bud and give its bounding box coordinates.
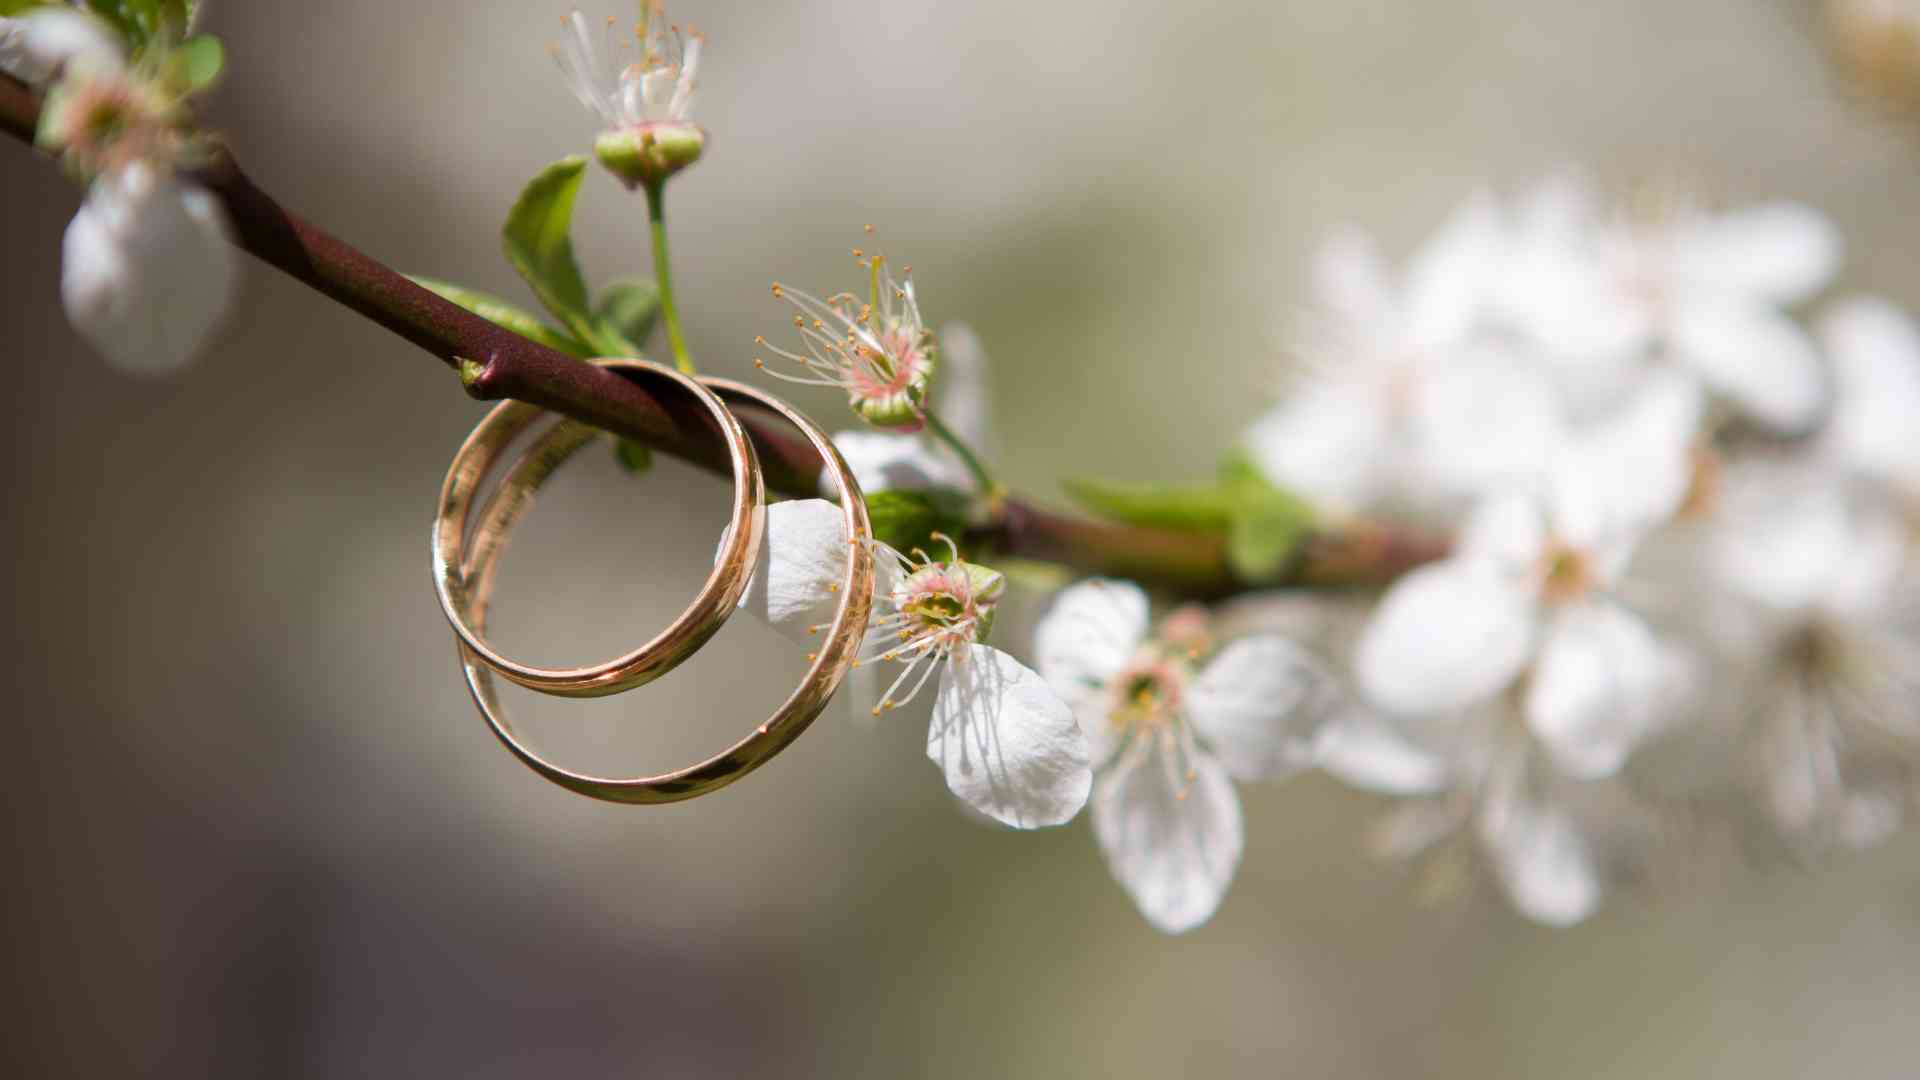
[594,123,706,190]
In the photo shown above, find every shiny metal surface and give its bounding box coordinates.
[431,359,765,698]
[452,376,874,803]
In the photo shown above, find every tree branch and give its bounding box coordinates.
[0,73,1444,597]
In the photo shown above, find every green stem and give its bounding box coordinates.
[644,179,694,374]
[924,409,1002,501]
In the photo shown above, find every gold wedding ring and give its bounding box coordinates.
[435,364,875,804]
[432,359,764,697]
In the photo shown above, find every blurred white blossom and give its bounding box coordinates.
[61,160,235,374]
[1354,372,1701,781]
[1245,200,1565,513]
[0,8,123,87]
[1707,468,1920,850]
[1501,183,1838,430]
[1034,580,1338,931]
[19,13,235,374]
[552,5,705,186]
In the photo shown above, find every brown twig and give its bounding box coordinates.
[0,73,1445,597]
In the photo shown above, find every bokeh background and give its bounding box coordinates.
[7,0,1920,1075]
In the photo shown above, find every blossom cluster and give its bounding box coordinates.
[749,176,1920,933]
[1247,176,1920,925]
[2,4,233,375]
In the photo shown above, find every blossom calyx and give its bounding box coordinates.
[594,121,705,189]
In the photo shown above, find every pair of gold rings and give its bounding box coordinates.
[431,359,875,803]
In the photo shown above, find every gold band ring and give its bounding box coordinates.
[431,359,764,698]
[454,376,876,804]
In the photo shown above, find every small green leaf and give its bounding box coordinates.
[407,274,593,357]
[1072,454,1316,584]
[1227,498,1314,584]
[864,489,971,557]
[591,278,660,355]
[170,33,223,91]
[1217,449,1316,583]
[613,438,655,474]
[1062,477,1237,532]
[0,1,53,17]
[502,156,600,345]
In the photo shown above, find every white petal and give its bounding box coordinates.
[1457,494,1548,574]
[1091,738,1243,933]
[1185,636,1340,780]
[1477,795,1601,927]
[1823,500,1910,620]
[1549,369,1704,548]
[62,167,235,375]
[934,322,995,452]
[1,10,124,85]
[1712,486,1858,616]
[820,429,968,497]
[1243,382,1392,510]
[1033,578,1148,717]
[1670,299,1824,432]
[927,644,1091,829]
[1819,296,1920,494]
[734,498,854,644]
[1672,202,1840,305]
[1355,562,1536,717]
[1524,602,1665,780]
[1400,193,1503,348]
[1411,353,1567,502]
[1309,226,1393,325]
[1498,236,1651,369]
[1315,712,1451,796]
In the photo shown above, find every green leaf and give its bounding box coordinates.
[407,274,593,357]
[169,33,223,91]
[0,1,53,17]
[1070,454,1315,584]
[591,278,660,355]
[1226,496,1314,584]
[1062,477,1237,532]
[1217,449,1316,583]
[864,489,971,557]
[613,439,655,474]
[502,156,600,346]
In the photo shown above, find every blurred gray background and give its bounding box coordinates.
[5,0,1920,1075]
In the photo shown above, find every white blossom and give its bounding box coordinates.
[61,161,235,374]
[823,322,992,498]
[1320,709,1608,926]
[27,31,235,376]
[1501,184,1838,430]
[1353,372,1702,781]
[552,5,701,133]
[760,254,935,431]
[739,500,1090,829]
[1245,198,1565,512]
[1818,296,1920,503]
[1034,580,1338,932]
[0,8,123,87]
[1707,469,1920,850]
